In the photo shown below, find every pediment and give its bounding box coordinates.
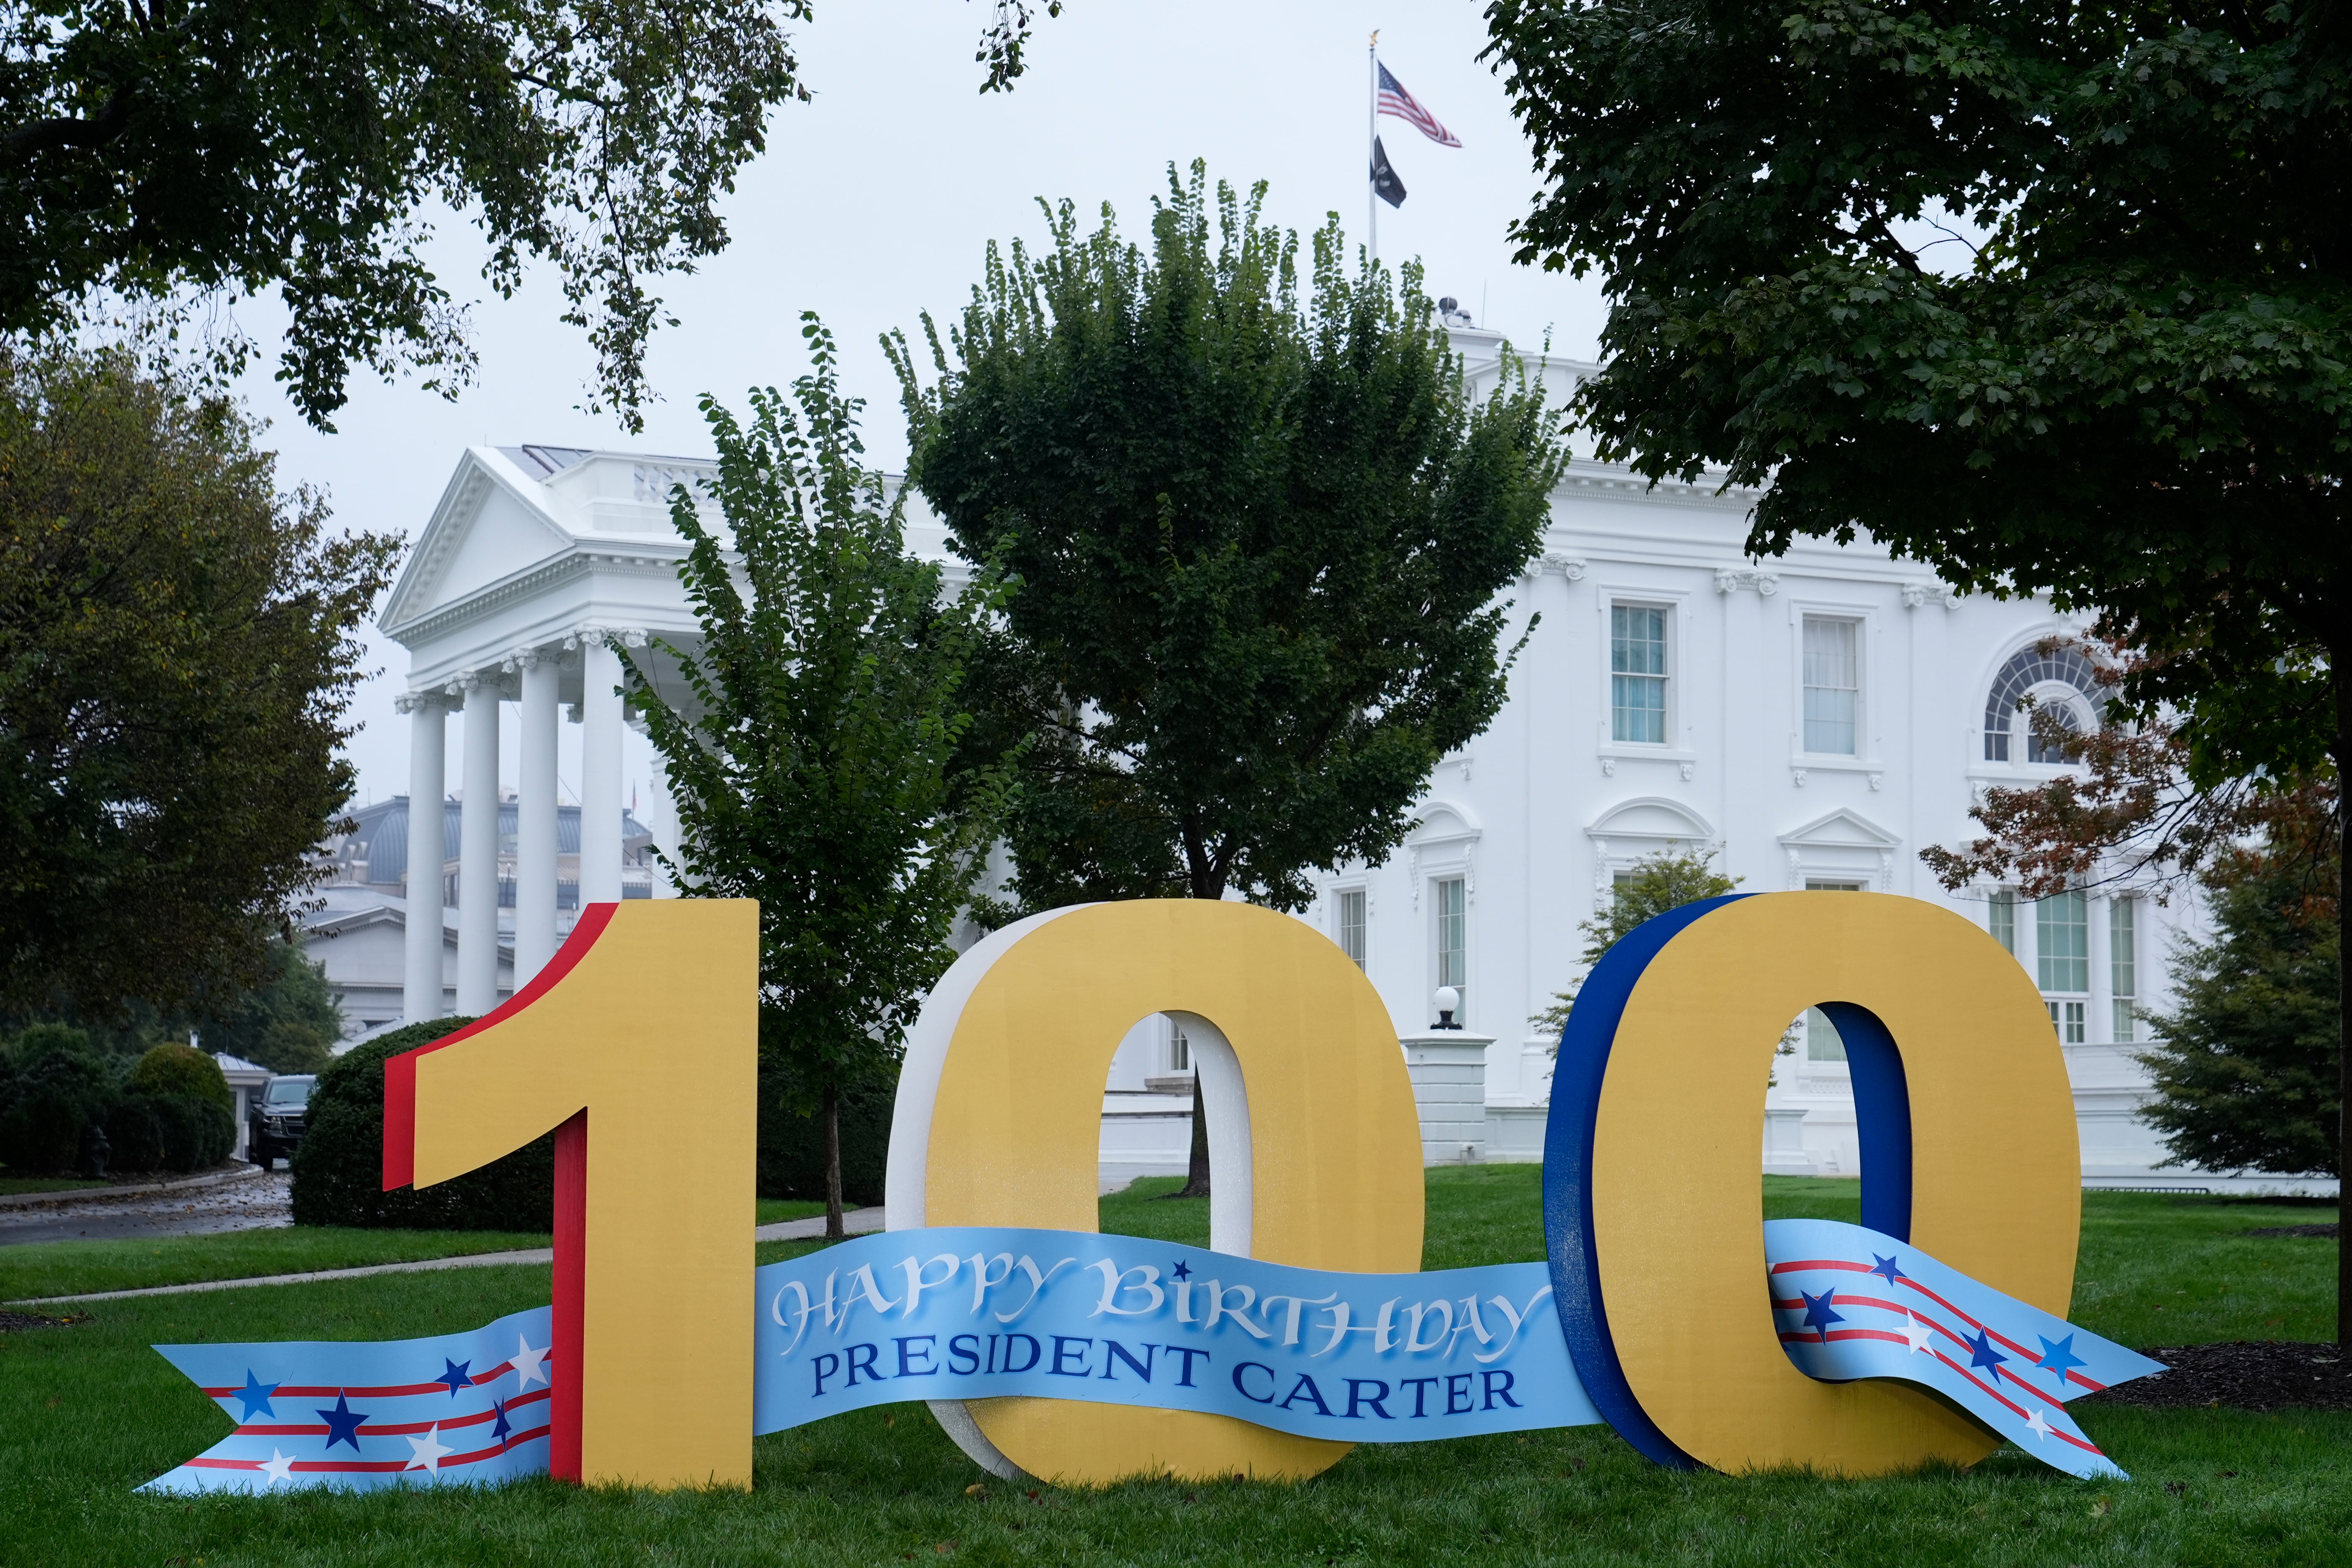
[1587,796,1717,844]
[381,449,578,635]
[1410,798,1482,842]
[1778,807,1901,850]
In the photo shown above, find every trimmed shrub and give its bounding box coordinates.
[291,1019,555,1230]
[0,1026,110,1174]
[99,1094,165,1173]
[127,1043,233,1111]
[153,1092,235,1170]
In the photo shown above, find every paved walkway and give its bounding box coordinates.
[11,1207,887,1307]
[0,1171,293,1247]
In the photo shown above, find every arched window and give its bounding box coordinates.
[1983,645,2101,763]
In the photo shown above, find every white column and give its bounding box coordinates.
[457,673,503,1015]
[579,636,625,904]
[400,694,449,1020]
[516,650,561,980]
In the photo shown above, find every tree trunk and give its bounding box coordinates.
[1173,1073,1211,1198]
[822,1079,845,1241]
[1165,840,1225,1200]
[2336,654,2348,1350]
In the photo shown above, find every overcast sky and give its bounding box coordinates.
[228,1,1611,830]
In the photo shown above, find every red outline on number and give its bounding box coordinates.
[381,902,618,1192]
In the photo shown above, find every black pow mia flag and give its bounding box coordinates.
[1370,136,1406,209]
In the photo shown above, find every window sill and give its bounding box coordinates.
[1600,744,1697,762]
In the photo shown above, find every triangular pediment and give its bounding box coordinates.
[381,449,577,635]
[1778,807,1901,850]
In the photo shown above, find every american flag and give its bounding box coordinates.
[1377,63,1461,149]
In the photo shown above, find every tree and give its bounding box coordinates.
[1,0,1064,431]
[1485,0,2350,1339]
[2141,841,2341,1179]
[893,162,1566,1194]
[625,315,1013,1238]
[1531,851,1740,1037]
[194,940,343,1075]
[0,348,398,1022]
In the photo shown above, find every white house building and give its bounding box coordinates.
[363,332,2327,1197]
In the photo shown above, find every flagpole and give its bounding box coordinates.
[1368,30,1378,266]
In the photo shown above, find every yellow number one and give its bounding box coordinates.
[381,899,758,1488]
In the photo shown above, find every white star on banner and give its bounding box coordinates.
[258,1448,296,1486]
[1901,1310,1938,1355]
[511,1333,550,1388]
[406,1425,454,1473]
[2023,1405,2053,1443]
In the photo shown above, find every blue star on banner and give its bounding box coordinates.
[1964,1327,2010,1380]
[317,1394,370,1452]
[436,1358,474,1398]
[1798,1288,1845,1341]
[491,1398,514,1445]
[232,1370,279,1422]
[1171,1260,1191,1282]
[2035,1334,2089,1381]
[1867,1254,1907,1288]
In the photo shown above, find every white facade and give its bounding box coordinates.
[375,339,2328,1195]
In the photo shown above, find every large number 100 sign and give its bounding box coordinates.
[144,896,2168,1495]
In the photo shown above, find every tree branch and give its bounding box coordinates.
[4,90,134,166]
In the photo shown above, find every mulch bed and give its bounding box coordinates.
[0,1311,86,1332]
[2085,1342,2350,1412]
[2242,1222,2338,1239]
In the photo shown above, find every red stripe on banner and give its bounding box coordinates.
[206,1370,534,1401]
[1768,1259,1874,1276]
[183,1427,550,1476]
[381,903,616,1191]
[228,1387,551,1437]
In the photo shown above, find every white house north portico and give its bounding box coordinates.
[379,444,727,1017]
[368,335,2328,1197]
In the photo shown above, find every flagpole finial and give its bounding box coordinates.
[1369,30,1378,49]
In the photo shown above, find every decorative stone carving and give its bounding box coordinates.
[1867,772,1884,792]
[1791,768,1808,788]
[1538,553,1587,581]
[1713,567,1781,596]
[1678,760,1695,782]
[1601,756,1617,777]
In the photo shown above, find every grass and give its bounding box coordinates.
[756,1198,833,1227]
[1,1170,2341,1565]
[0,1173,114,1197]
[0,1228,551,1303]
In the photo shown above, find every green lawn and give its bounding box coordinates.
[0,1228,552,1303]
[0,1173,114,1197]
[756,1198,833,1227]
[0,1170,2341,1565]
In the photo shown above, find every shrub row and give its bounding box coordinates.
[0,1032,237,1176]
[287,1015,898,1229]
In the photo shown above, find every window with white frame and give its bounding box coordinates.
[1337,888,1366,970]
[1169,1019,1190,1073]
[1802,616,1861,755]
[2110,896,2138,1042]
[1610,604,1669,744]
[1434,877,1467,1021]
[2037,890,2089,1043]
[1803,1005,1848,1062]
[1988,890,2017,956]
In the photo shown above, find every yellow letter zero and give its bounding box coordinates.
[886,900,1425,1484]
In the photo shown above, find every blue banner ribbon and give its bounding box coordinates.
[751,1228,1597,1441]
[142,1220,2159,1491]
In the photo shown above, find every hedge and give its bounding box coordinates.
[0,1028,232,1176]
[290,1018,556,1231]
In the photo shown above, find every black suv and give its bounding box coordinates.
[249,1075,316,1171]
